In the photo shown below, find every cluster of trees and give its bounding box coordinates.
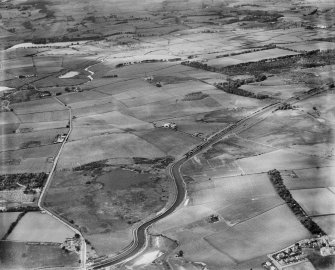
[268,169,326,236]
[215,44,276,59]
[0,173,47,192]
[277,102,295,110]
[215,75,269,99]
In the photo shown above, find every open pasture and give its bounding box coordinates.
[280,41,335,52]
[128,95,222,122]
[312,216,335,237]
[11,98,65,114]
[72,101,124,117]
[0,127,68,151]
[296,92,335,124]
[134,128,200,157]
[239,83,309,99]
[290,188,335,216]
[57,90,109,105]
[1,144,60,161]
[17,120,68,132]
[0,112,21,134]
[204,205,310,263]
[71,111,152,136]
[178,238,236,268]
[181,135,275,177]
[1,157,53,174]
[0,241,80,269]
[281,166,335,190]
[236,149,334,175]
[17,110,69,123]
[155,114,223,137]
[57,132,165,168]
[7,212,74,243]
[207,48,300,68]
[0,212,21,239]
[238,109,332,148]
[100,61,182,78]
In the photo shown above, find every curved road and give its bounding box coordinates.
[90,101,281,269]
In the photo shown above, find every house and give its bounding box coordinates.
[163,123,177,130]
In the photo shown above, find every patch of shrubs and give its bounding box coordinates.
[133,156,174,168]
[268,169,325,236]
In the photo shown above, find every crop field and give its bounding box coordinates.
[0,241,80,269]
[0,212,21,239]
[7,212,74,243]
[290,188,335,216]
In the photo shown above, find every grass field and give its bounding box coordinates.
[57,133,164,168]
[0,241,80,269]
[281,167,335,190]
[290,188,335,216]
[11,98,65,114]
[7,212,74,243]
[0,212,21,239]
[204,205,310,262]
[312,216,335,237]
[0,127,69,152]
[45,161,172,255]
[16,110,69,123]
[207,48,300,68]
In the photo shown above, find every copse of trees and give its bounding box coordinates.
[0,173,47,192]
[182,50,335,77]
[268,169,326,236]
[214,75,269,100]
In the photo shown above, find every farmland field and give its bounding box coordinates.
[7,212,75,243]
[0,241,80,269]
[290,188,335,216]
[0,212,21,239]
[207,48,300,68]
[2,0,335,268]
